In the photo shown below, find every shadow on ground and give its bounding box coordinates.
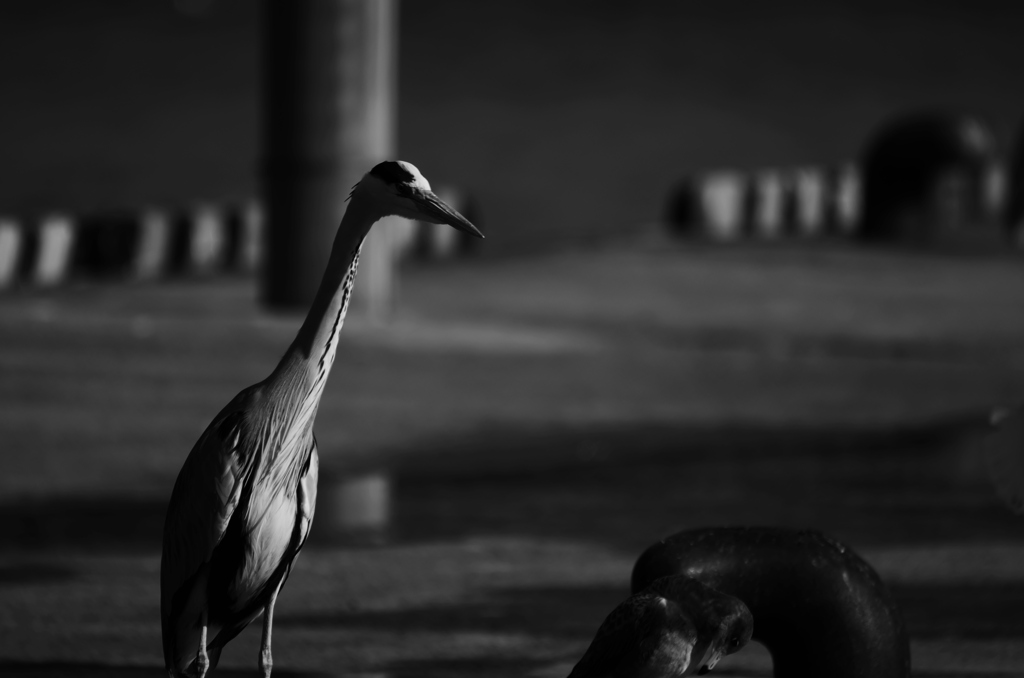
[277,578,1024,644]
[382,656,556,678]
[280,584,625,638]
[381,414,1008,553]
[0,562,76,586]
[894,582,1024,638]
[0,414,1012,555]
[0,662,326,677]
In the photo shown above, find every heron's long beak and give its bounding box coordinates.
[416,190,484,238]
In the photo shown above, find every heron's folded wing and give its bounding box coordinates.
[161,408,253,614]
[295,436,319,549]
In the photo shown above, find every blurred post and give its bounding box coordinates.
[261,0,398,317]
[700,171,747,240]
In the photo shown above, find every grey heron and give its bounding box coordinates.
[160,160,482,678]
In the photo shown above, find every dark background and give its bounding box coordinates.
[1,4,1024,676]
[1,0,1023,251]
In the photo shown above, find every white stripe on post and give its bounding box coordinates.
[794,167,827,236]
[700,171,747,241]
[35,214,75,286]
[134,208,171,280]
[0,219,22,288]
[189,204,226,273]
[241,200,264,272]
[834,164,861,236]
[983,162,1007,221]
[429,186,462,259]
[390,216,417,262]
[753,170,788,239]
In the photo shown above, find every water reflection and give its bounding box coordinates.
[0,662,328,677]
[320,471,392,545]
[0,415,1014,555]
[370,416,1017,554]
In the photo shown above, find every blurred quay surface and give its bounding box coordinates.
[1,243,1024,675]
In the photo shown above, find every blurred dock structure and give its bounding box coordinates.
[4,2,1024,256]
[0,190,479,291]
[666,161,1019,248]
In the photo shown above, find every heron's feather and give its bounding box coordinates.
[160,395,256,672]
[296,437,319,547]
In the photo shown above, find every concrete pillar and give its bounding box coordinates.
[261,0,398,316]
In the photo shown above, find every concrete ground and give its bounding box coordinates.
[1,240,1024,676]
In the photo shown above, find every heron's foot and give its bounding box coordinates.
[259,646,273,677]
[260,589,279,678]
[192,610,211,678]
[191,647,210,678]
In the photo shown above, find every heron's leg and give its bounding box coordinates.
[259,586,281,678]
[195,608,210,678]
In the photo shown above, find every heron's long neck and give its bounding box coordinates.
[270,195,379,399]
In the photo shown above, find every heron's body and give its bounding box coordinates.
[161,381,322,675]
[161,161,481,678]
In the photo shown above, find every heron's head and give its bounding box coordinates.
[356,160,483,238]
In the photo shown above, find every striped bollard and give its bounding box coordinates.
[134,208,172,280]
[0,219,22,288]
[240,200,264,272]
[700,171,747,241]
[752,169,790,239]
[794,167,828,237]
[833,164,861,236]
[983,162,1007,221]
[189,203,227,274]
[426,186,463,259]
[34,214,75,286]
